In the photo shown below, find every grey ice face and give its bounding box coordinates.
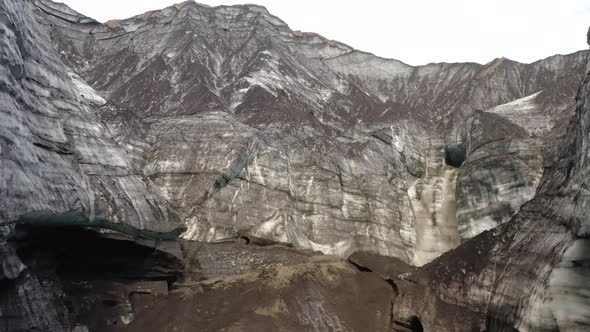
[25,0,587,266]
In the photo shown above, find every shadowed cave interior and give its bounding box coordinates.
[445,143,467,168]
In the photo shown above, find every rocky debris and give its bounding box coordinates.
[121,255,394,332]
[179,240,314,282]
[5,223,400,332]
[348,251,414,279]
[347,250,414,299]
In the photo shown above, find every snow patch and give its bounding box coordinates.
[487,91,551,135]
[68,72,106,105]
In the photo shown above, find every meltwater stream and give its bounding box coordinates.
[408,167,460,266]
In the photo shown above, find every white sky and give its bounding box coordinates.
[58,0,590,66]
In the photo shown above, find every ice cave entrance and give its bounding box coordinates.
[410,316,424,332]
[445,143,466,168]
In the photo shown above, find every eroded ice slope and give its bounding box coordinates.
[29,0,589,267]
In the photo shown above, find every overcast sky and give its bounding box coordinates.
[59,0,590,66]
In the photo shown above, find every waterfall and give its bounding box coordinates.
[408,167,460,266]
